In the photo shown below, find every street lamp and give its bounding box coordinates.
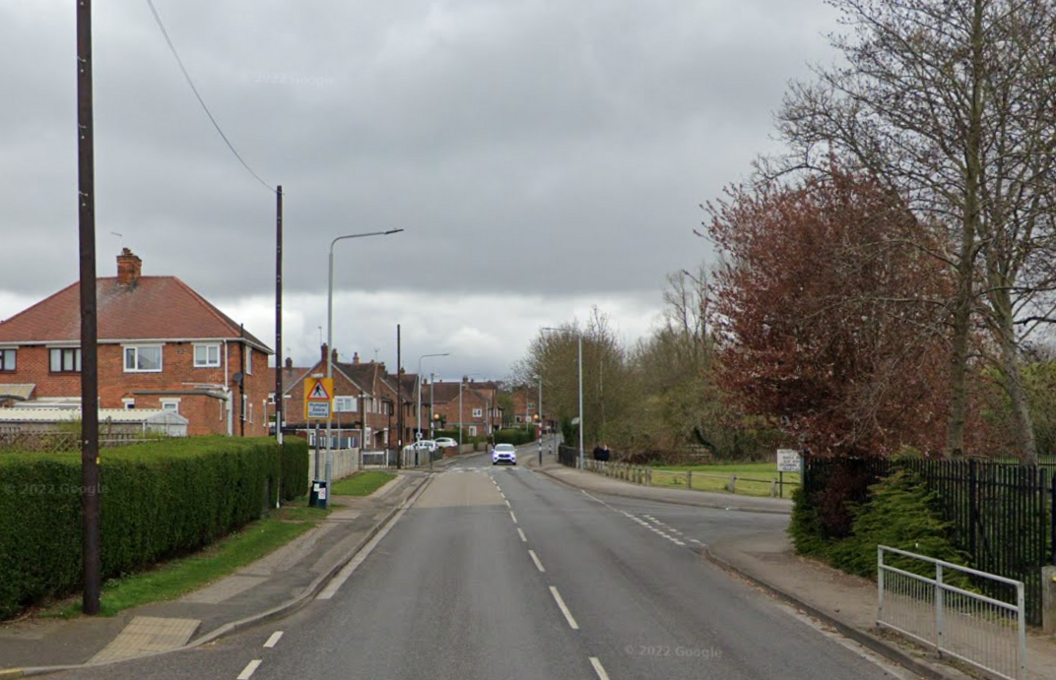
[417,352,449,464]
[325,228,404,490]
[458,373,482,451]
[542,326,584,470]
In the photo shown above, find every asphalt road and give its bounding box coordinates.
[52,454,913,680]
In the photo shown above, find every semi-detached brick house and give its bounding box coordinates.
[0,249,272,437]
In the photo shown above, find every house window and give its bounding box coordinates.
[335,396,358,413]
[527,401,535,410]
[124,345,162,372]
[122,398,135,409]
[0,348,15,371]
[160,399,180,413]
[469,426,477,436]
[245,347,253,375]
[472,408,482,418]
[242,394,248,421]
[193,344,220,368]
[50,348,82,373]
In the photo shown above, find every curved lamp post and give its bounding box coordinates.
[324,228,404,488]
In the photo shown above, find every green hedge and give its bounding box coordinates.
[0,437,305,620]
[280,438,309,501]
[493,427,537,446]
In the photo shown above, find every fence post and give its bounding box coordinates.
[687,470,693,490]
[935,563,945,653]
[1043,565,1056,636]
[1019,580,1029,680]
[770,479,777,497]
[647,468,652,486]
[728,475,736,494]
[877,546,885,624]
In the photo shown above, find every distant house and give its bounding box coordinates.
[428,379,502,438]
[0,249,272,436]
[279,347,410,451]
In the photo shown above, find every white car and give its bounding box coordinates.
[492,443,517,466]
[413,439,437,452]
[434,437,458,449]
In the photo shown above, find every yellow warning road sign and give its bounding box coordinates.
[305,377,334,421]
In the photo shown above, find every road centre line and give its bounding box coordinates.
[517,528,527,542]
[528,549,546,572]
[549,586,580,630]
[510,511,518,524]
[237,659,262,680]
[505,500,511,508]
[263,631,283,648]
[589,657,612,680]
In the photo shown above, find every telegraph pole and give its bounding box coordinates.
[274,185,283,444]
[77,0,101,616]
[395,325,402,469]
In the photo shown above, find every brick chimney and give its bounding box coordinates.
[116,248,142,286]
[352,352,360,364]
[284,357,293,370]
[332,348,339,365]
[320,343,328,364]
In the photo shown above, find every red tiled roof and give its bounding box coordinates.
[0,277,271,351]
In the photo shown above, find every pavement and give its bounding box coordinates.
[2,445,1054,680]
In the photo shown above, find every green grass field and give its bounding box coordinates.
[331,471,396,497]
[647,462,800,498]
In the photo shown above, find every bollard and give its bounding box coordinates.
[1044,566,1056,636]
[770,479,778,497]
[728,475,736,494]
[687,470,693,490]
[647,468,652,486]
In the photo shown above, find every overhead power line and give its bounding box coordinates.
[144,0,274,193]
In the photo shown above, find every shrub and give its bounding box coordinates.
[493,427,537,446]
[828,469,969,581]
[0,437,291,619]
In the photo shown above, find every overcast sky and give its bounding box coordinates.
[1,0,839,380]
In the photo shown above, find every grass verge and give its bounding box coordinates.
[331,471,396,497]
[52,500,329,618]
[647,462,800,498]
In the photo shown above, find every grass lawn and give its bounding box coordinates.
[648,462,800,498]
[331,471,396,497]
[52,500,329,618]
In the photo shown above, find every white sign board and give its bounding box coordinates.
[776,449,801,472]
[307,401,331,419]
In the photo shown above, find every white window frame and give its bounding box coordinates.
[122,398,136,410]
[124,345,163,373]
[245,346,253,375]
[49,347,82,373]
[160,398,180,413]
[193,343,221,368]
[469,426,477,436]
[242,394,248,421]
[334,396,358,413]
[527,401,535,411]
[472,407,483,418]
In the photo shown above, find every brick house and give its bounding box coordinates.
[428,379,502,438]
[278,347,421,451]
[0,249,272,436]
[507,387,542,427]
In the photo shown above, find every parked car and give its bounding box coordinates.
[435,437,458,449]
[492,443,517,466]
[413,439,437,452]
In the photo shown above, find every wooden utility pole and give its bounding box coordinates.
[76,0,101,615]
[274,185,283,444]
[396,325,402,469]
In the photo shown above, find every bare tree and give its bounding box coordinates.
[773,0,1056,462]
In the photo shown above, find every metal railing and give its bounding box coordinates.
[878,545,1027,680]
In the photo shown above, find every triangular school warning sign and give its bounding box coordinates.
[307,379,331,400]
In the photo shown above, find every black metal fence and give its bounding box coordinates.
[803,457,1056,626]
[558,444,578,468]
